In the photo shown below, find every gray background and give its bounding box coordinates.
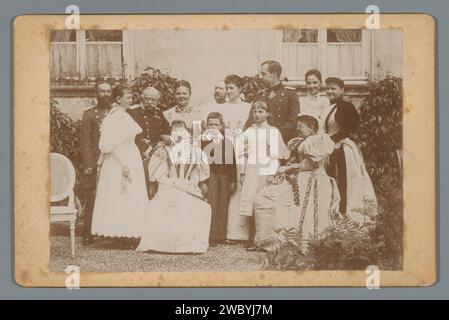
[1,0,446,299]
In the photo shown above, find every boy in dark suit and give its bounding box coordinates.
[202,112,237,246]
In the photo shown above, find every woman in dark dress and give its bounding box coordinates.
[324,77,378,224]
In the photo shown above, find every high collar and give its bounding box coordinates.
[268,82,283,91]
[141,103,160,112]
[97,102,112,111]
[253,120,269,128]
[227,98,243,105]
[306,92,320,99]
[175,105,194,113]
[330,97,344,106]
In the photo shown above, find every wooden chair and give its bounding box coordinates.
[50,153,78,258]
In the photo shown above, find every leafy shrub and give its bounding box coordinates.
[50,99,83,200]
[355,76,403,189]
[130,67,265,109]
[129,67,180,111]
[241,75,265,103]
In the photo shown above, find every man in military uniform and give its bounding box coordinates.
[127,87,171,199]
[243,60,300,143]
[79,81,113,246]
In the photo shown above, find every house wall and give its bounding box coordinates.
[130,29,277,107]
[52,29,401,120]
[372,29,402,79]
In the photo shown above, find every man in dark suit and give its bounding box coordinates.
[126,87,171,199]
[79,81,112,245]
[244,60,300,143]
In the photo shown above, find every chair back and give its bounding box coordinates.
[50,153,76,203]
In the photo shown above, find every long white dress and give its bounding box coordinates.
[136,141,212,253]
[218,99,254,241]
[91,107,148,238]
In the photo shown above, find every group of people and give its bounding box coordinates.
[79,59,377,254]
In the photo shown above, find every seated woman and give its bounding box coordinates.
[253,115,341,252]
[136,120,211,254]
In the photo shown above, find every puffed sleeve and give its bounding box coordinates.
[330,102,360,143]
[298,134,335,162]
[99,112,121,154]
[99,111,142,166]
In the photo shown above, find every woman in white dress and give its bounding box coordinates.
[299,69,331,133]
[91,85,148,245]
[253,115,340,252]
[219,75,253,243]
[163,80,203,131]
[136,120,212,253]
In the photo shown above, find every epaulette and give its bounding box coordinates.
[256,88,268,94]
[129,104,141,110]
[285,86,297,91]
[84,105,95,111]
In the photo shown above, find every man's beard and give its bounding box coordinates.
[97,96,112,108]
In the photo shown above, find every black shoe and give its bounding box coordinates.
[82,236,94,246]
[244,241,255,248]
[245,244,259,251]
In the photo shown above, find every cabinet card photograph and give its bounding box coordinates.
[14,14,435,287]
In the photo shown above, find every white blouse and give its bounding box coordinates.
[299,94,331,132]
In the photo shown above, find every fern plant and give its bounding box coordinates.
[264,183,403,271]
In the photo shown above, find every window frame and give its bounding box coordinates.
[50,30,131,83]
[276,28,372,85]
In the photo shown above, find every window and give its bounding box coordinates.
[50,30,77,80]
[278,29,371,82]
[51,30,125,83]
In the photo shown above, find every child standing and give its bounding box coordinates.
[202,112,238,246]
[239,101,290,250]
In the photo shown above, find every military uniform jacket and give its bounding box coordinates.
[244,83,300,142]
[80,104,110,170]
[127,104,170,155]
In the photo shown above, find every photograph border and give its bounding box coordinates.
[13,13,435,287]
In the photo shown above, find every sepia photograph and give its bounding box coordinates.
[48,27,403,273]
[12,13,435,287]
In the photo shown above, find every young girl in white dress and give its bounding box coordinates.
[91,85,148,246]
[136,120,212,254]
[239,101,290,250]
